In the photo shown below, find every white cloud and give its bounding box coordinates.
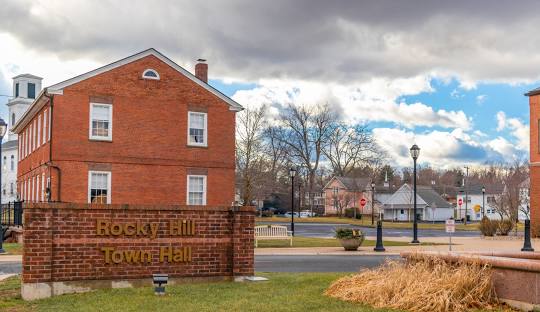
[232,77,472,130]
[476,94,487,105]
[494,111,529,151]
[496,111,506,131]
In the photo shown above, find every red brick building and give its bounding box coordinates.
[12,49,243,206]
[526,87,540,234]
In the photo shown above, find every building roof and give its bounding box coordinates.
[384,184,451,208]
[457,184,503,195]
[324,176,371,191]
[1,140,18,150]
[525,86,540,96]
[12,73,43,80]
[519,178,530,189]
[13,48,244,133]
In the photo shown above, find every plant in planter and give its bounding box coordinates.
[335,228,365,251]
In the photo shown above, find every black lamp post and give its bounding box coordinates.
[410,144,420,244]
[371,182,375,225]
[0,118,8,254]
[289,167,296,236]
[481,186,486,219]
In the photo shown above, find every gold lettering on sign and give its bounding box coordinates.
[100,247,154,264]
[169,220,195,235]
[160,246,192,263]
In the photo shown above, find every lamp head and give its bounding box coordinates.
[410,144,420,160]
[289,167,296,178]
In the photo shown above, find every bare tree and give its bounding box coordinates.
[274,103,337,212]
[322,123,379,176]
[236,105,267,206]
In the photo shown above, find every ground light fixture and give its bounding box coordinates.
[0,117,8,254]
[289,167,296,237]
[153,274,169,295]
[410,144,420,244]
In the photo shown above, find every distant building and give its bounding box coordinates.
[1,74,42,203]
[323,176,373,216]
[456,185,504,221]
[383,184,453,222]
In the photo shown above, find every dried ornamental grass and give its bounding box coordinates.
[325,255,506,312]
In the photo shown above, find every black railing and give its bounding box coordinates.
[1,201,24,227]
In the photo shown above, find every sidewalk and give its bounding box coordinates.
[256,236,540,256]
[0,255,22,262]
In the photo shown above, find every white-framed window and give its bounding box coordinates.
[41,173,45,202]
[10,155,14,171]
[187,175,207,205]
[43,109,47,144]
[88,171,111,204]
[89,103,113,141]
[142,69,160,80]
[48,107,51,141]
[37,114,41,147]
[187,112,207,146]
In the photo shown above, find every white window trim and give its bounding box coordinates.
[88,171,112,204]
[142,68,160,80]
[186,174,207,205]
[42,109,47,145]
[187,112,208,147]
[89,103,113,141]
[37,114,41,147]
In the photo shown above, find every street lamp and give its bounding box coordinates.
[0,118,8,254]
[371,182,375,225]
[410,144,420,244]
[289,167,296,237]
[481,186,486,219]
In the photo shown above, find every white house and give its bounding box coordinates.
[1,74,42,203]
[383,184,453,222]
[457,184,528,221]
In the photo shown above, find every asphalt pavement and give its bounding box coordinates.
[258,221,482,238]
[0,261,21,275]
[256,255,399,272]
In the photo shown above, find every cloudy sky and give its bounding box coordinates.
[0,0,537,168]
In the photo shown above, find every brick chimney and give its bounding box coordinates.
[195,59,208,83]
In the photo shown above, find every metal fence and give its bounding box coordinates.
[1,201,23,227]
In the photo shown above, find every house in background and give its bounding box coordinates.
[13,48,242,206]
[323,176,373,216]
[456,184,504,221]
[383,184,453,221]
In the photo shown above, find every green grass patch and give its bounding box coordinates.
[255,236,442,248]
[0,273,399,312]
[2,243,23,255]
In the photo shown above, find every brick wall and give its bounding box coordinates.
[22,203,254,285]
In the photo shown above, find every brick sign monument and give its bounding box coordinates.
[22,203,255,300]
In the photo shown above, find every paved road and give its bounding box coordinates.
[258,221,482,238]
[256,255,399,272]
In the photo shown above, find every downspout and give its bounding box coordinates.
[44,89,61,202]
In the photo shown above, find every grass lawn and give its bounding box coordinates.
[256,236,441,248]
[2,243,23,255]
[0,273,399,312]
[257,216,482,231]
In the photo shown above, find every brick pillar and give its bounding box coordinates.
[531,166,540,237]
[231,206,255,277]
[22,205,54,299]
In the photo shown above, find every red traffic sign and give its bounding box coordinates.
[360,198,367,207]
[458,198,463,206]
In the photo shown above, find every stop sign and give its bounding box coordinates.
[360,198,367,207]
[458,198,463,206]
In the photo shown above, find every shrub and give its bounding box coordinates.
[334,228,364,240]
[344,208,361,219]
[325,255,498,312]
[497,219,514,236]
[261,210,274,217]
[478,217,497,236]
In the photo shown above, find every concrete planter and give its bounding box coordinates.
[339,238,363,251]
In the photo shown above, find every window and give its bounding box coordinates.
[400,209,405,214]
[41,173,45,202]
[28,83,36,99]
[43,109,47,143]
[15,83,19,98]
[10,183,13,195]
[88,171,111,204]
[89,103,112,140]
[142,69,160,80]
[187,112,207,146]
[10,155,14,171]
[187,175,206,205]
[11,113,15,126]
[37,114,41,146]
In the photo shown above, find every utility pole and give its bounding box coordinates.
[464,166,469,225]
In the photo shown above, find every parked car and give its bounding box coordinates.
[283,212,299,218]
[299,210,316,218]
